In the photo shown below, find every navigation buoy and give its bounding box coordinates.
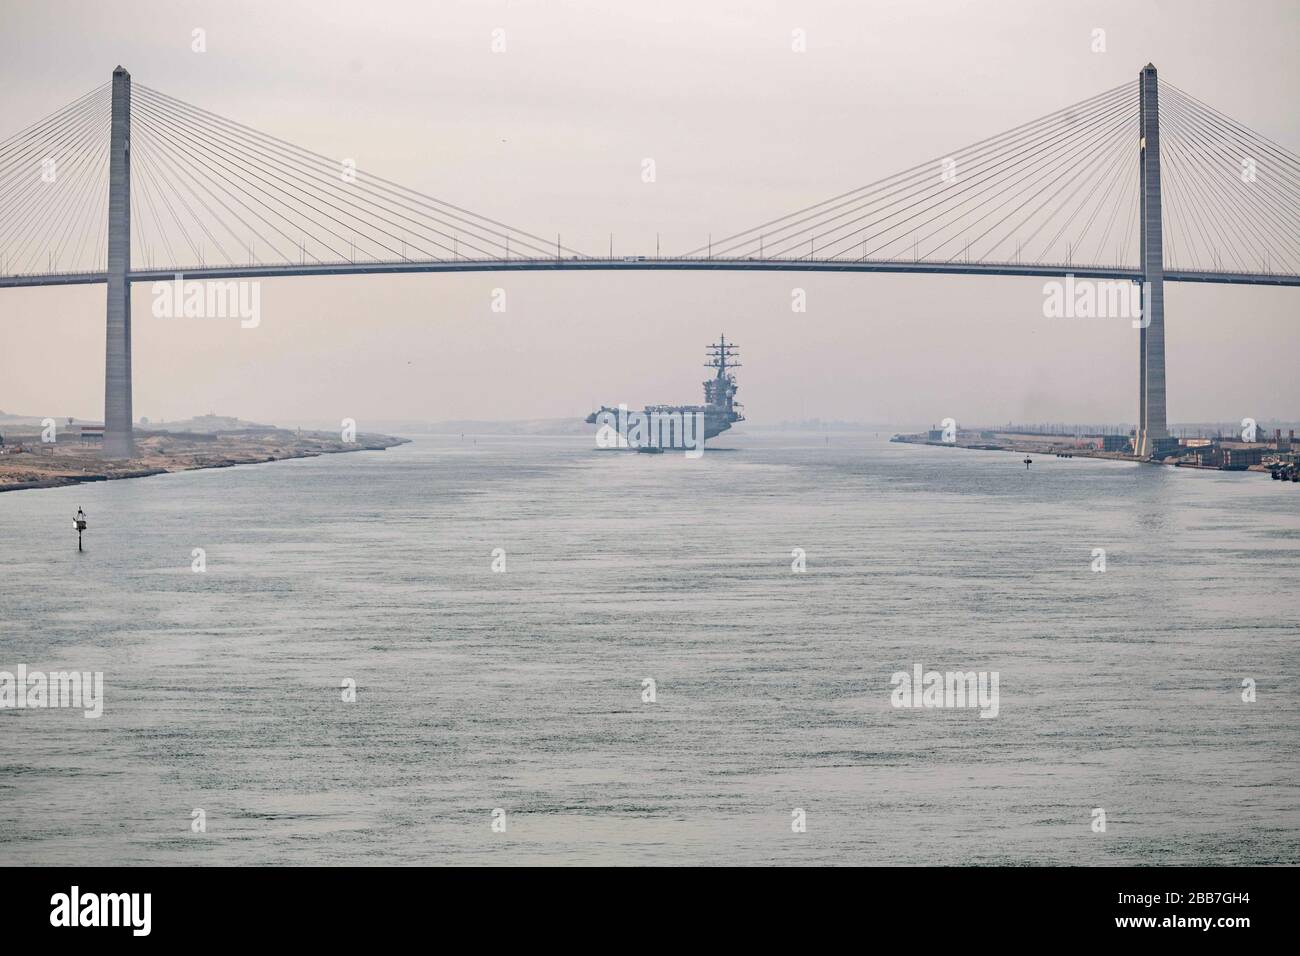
[1023,457,1033,470]
[73,507,88,551]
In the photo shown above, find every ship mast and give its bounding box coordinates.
[705,334,741,378]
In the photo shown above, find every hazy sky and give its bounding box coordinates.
[1,0,1296,428]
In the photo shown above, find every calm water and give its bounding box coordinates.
[1,434,1297,865]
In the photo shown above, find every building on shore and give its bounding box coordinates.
[1186,445,1265,470]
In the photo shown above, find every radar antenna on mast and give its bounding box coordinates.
[705,334,741,376]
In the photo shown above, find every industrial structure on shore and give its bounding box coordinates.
[900,424,1298,477]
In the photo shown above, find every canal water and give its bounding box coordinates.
[1,434,1296,864]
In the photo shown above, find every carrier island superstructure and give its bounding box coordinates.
[585,337,745,442]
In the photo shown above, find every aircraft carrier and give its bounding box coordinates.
[586,336,745,441]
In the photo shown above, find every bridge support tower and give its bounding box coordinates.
[1134,63,1169,459]
[103,66,134,459]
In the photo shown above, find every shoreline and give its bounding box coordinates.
[892,433,1141,465]
[0,431,409,493]
[890,433,1281,475]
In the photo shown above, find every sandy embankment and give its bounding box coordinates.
[0,429,408,492]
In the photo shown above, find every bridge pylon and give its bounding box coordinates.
[103,65,134,459]
[1134,63,1168,459]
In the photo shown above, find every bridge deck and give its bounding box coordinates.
[1,258,1297,289]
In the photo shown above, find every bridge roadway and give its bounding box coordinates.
[2,257,1298,290]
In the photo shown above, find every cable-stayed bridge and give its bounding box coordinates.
[1,64,1297,458]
